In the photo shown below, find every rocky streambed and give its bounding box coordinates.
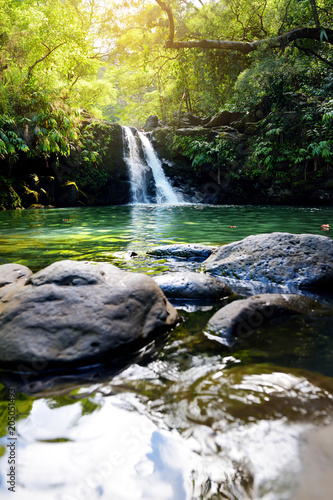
[1,232,332,374]
[1,231,333,499]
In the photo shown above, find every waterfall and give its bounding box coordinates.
[123,126,150,204]
[123,126,180,204]
[138,131,179,204]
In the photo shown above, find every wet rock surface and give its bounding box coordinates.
[148,243,217,262]
[203,232,333,289]
[0,263,33,299]
[206,293,321,344]
[0,260,179,368]
[153,271,233,300]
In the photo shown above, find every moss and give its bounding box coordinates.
[62,181,78,189]
[0,176,22,209]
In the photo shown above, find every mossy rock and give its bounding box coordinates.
[20,185,39,207]
[56,181,79,207]
[0,185,22,210]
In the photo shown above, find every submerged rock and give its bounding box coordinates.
[0,260,179,368]
[203,232,333,289]
[206,293,321,343]
[148,243,217,262]
[153,271,233,300]
[0,263,33,299]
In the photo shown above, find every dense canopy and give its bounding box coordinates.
[0,0,332,125]
[0,0,332,210]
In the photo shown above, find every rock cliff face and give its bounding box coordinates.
[2,100,333,209]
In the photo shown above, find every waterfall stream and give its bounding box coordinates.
[123,126,180,204]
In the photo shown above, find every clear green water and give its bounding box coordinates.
[0,204,333,500]
[0,204,332,270]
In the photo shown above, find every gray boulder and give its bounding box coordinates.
[153,272,233,300]
[148,243,217,262]
[0,260,179,368]
[206,293,321,342]
[175,127,212,137]
[203,232,333,289]
[206,110,244,128]
[168,112,206,128]
[0,263,33,299]
[143,115,159,131]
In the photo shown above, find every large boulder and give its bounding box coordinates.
[206,110,244,128]
[0,260,179,368]
[20,185,39,207]
[175,127,214,138]
[39,176,55,205]
[143,115,159,131]
[203,232,333,289]
[206,293,321,343]
[168,111,207,128]
[0,264,33,299]
[148,243,217,262]
[153,271,233,300]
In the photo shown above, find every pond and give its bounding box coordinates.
[0,204,333,500]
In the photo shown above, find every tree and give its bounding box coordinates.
[153,0,333,54]
[0,0,117,117]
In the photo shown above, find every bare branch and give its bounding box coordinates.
[295,41,333,68]
[27,43,66,79]
[278,0,293,35]
[154,0,175,44]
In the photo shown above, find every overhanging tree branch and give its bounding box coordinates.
[154,0,175,45]
[154,0,333,54]
[165,27,333,53]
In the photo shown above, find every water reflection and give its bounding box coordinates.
[2,361,331,499]
[0,204,333,499]
[0,204,332,270]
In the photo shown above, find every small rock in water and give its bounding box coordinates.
[148,243,218,262]
[153,271,233,300]
[205,293,322,345]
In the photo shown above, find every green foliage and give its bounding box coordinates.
[243,92,333,183]
[0,176,22,209]
[172,134,238,171]
[73,122,116,168]
[30,105,80,160]
[0,115,29,162]
[0,0,333,207]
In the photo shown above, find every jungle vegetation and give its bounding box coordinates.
[0,0,332,205]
